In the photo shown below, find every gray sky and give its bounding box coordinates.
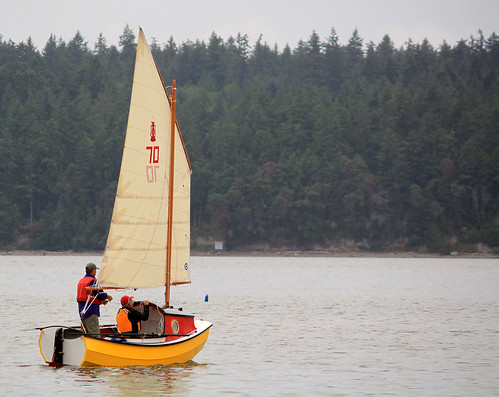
[2,0,497,51]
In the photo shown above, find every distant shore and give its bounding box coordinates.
[1,249,497,258]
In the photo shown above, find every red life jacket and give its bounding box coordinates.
[76,275,104,303]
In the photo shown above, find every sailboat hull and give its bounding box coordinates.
[39,320,211,367]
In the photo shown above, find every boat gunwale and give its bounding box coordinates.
[98,326,211,347]
[38,322,212,348]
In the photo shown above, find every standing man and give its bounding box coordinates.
[77,262,112,336]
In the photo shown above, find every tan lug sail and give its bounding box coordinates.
[98,29,191,292]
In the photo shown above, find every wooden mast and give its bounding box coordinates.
[165,79,176,308]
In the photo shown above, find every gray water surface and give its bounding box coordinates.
[2,255,498,396]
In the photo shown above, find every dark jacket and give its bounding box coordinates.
[121,303,150,333]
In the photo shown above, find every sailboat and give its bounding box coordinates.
[38,28,212,367]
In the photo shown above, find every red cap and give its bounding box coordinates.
[121,295,133,306]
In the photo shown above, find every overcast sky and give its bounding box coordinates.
[2,0,497,51]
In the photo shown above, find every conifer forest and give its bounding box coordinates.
[0,25,498,253]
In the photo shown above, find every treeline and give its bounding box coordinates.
[0,25,498,253]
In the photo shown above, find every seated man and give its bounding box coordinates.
[116,295,150,334]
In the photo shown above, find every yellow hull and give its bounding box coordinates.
[39,320,211,367]
[82,327,210,367]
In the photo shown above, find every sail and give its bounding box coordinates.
[98,29,191,288]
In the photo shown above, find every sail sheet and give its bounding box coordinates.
[98,29,191,288]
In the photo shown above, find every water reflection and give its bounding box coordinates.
[70,362,203,396]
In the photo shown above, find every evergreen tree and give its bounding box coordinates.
[0,26,497,253]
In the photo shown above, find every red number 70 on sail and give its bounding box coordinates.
[146,146,160,183]
[146,146,160,163]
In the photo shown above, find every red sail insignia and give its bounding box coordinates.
[150,121,156,142]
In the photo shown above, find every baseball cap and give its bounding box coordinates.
[121,295,134,306]
[85,262,99,273]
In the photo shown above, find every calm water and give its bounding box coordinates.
[1,255,498,396]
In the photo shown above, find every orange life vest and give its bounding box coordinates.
[116,307,141,333]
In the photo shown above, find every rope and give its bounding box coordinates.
[80,292,99,316]
[79,292,100,331]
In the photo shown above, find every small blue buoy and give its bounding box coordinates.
[204,294,209,302]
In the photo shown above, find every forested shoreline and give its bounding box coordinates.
[0,25,498,254]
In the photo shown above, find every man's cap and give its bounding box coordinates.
[85,262,99,272]
[121,295,134,306]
